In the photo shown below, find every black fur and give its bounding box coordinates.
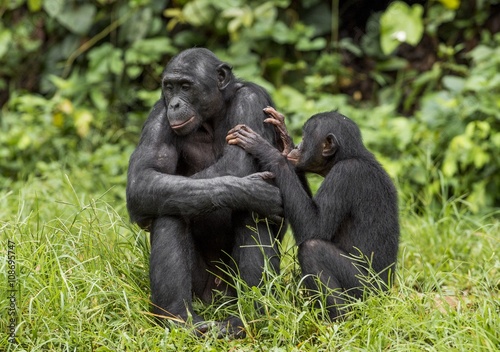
[126,48,283,335]
[227,110,400,319]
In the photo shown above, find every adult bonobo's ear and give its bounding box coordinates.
[216,63,233,90]
[322,133,338,157]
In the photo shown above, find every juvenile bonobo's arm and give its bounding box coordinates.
[126,101,283,227]
[226,125,341,243]
[191,87,276,179]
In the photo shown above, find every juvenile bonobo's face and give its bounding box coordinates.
[287,117,337,176]
[162,50,226,136]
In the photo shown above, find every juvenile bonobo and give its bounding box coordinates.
[126,49,284,336]
[226,107,400,319]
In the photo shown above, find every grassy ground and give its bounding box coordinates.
[1,172,499,351]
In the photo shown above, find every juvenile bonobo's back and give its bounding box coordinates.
[311,112,399,270]
[226,107,400,319]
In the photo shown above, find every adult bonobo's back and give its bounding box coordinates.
[126,48,284,337]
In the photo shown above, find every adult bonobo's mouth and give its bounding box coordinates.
[170,115,196,130]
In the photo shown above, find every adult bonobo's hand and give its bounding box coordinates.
[223,173,283,217]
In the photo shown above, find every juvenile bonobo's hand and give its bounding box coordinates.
[226,124,268,155]
[263,106,294,156]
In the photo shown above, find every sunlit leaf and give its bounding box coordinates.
[28,0,42,12]
[183,0,215,26]
[52,112,64,128]
[380,1,424,55]
[74,110,93,138]
[438,0,460,10]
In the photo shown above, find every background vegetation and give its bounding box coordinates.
[1,0,498,350]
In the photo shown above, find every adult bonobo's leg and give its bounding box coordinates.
[231,213,282,288]
[149,216,204,324]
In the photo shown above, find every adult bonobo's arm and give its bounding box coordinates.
[126,101,283,228]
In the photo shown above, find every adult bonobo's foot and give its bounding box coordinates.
[217,316,246,339]
[193,316,246,339]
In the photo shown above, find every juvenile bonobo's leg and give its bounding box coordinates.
[149,216,204,325]
[298,239,365,320]
[263,106,294,156]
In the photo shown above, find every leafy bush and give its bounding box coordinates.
[0,0,499,211]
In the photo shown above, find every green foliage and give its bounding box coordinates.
[415,34,500,211]
[2,0,499,213]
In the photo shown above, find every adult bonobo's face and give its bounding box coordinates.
[162,49,232,136]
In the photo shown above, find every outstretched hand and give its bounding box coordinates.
[263,106,294,156]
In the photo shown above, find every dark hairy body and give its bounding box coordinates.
[227,107,400,319]
[126,48,283,336]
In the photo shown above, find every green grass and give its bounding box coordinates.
[1,172,499,351]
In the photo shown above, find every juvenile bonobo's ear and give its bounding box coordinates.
[322,133,338,157]
[216,63,233,90]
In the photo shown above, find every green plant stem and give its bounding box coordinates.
[63,13,131,78]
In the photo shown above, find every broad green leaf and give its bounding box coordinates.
[183,0,216,26]
[380,1,424,55]
[442,75,465,93]
[43,0,64,18]
[56,4,96,35]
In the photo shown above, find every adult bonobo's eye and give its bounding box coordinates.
[164,82,173,91]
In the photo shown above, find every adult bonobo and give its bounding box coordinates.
[227,107,400,319]
[126,49,284,336]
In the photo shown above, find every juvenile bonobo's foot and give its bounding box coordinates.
[263,106,293,155]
